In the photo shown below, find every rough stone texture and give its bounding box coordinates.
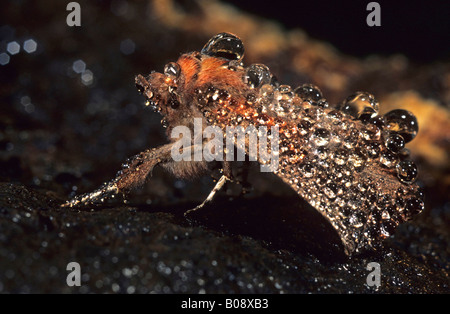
[0,0,448,293]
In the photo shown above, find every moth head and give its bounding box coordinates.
[135,33,248,122]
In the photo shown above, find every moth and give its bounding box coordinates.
[64,33,424,255]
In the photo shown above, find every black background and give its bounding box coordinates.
[226,0,450,63]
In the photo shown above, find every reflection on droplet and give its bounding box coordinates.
[201,33,244,61]
[334,147,349,165]
[23,39,37,53]
[6,41,20,55]
[383,109,418,143]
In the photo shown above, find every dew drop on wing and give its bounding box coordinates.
[338,92,379,120]
[244,64,271,88]
[383,109,418,143]
[384,133,405,154]
[313,128,331,147]
[201,32,244,61]
[294,84,323,102]
[396,160,418,184]
[164,62,181,79]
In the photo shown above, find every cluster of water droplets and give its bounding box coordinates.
[245,70,419,186]
[241,62,328,121]
[194,32,426,252]
[135,32,427,252]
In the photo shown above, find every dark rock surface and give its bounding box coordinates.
[0,0,448,293]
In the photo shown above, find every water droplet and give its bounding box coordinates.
[317,147,328,160]
[383,109,418,143]
[384,133,405,154]
[301,162,315,178]
[404,197,424,216]
[244,64,271,88]
[396,160,418,184]
[338,92,378,119]
[324,183,337,199]
[297,119,313,135]
[227,59,243,71]
[169,96,179,109]
[294,84,323,102]
[313,128,330,146]
[380,220,396,238]
[258,84,274,106]
[297,119,312,130]
[277,85,294,101]
[164,62,181,79]
[364,115,385,129]
[334,147,349,165]
[201,33,244,61]
[348,148,367,168]
[365,142,380,158]
[349,211,365,228]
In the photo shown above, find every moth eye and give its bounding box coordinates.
[201,32,244,61]
[164,62,181,79]
[169,97,180,109]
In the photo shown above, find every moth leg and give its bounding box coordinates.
[62,143,174,208]
[184,174,230,217]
